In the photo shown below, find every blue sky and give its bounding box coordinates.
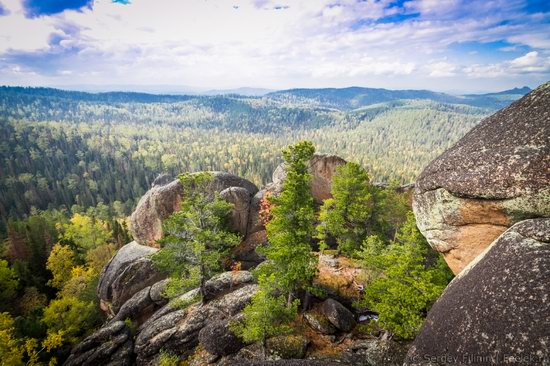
[0,0,549,92]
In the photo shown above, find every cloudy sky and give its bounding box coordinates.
[0,0,549,92]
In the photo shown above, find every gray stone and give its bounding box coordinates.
[267,335,309,359]
[220,186,252,236]
[405,218,550,366]
[198,319,244,356]
[130,172,258,247]
[129,179,183,247]
[203,271,255,301]
[413,82,550,274]
[135,283,258,364]
[109,256,165,313]
[64,321,132,366]
[304,311,336,335]
[97,241,159,316]
[320,299,356,332]
[152,173,173,187]
[247,189,268,234]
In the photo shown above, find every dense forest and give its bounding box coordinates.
[0,86,527,233]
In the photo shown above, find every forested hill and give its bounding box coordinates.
[0,85,529,229]
[267,86,530,110]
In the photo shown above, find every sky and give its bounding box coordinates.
[0,0,549,93]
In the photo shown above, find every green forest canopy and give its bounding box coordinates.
[0,86,527,230]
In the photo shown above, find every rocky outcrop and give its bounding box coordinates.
[203,270,255,301]
[413,82,550,274]
[65,321,133,366]
[320,299,356,332]
[135,283,258,364]
[198,318,245,357]
[220,186,252,235]
[129,179,183,248]
[271,154,347,204]
[129,172,258,247]
[97,241,164,316]
[267,335,310,359]
[405,218,550,365]
[233,230,268,270]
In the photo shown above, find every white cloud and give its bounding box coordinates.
[0,0,548,89]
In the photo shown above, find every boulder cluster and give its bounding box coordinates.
[67,156,405,365]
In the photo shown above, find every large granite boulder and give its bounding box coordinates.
[129,172,258,247]
[413,82,550,274]
[405,218,550,365]
[97,241,164,316]
[271,154,347,204]
[64,321,133,366]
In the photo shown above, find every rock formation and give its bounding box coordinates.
[270,154,347,204]
[405,218,550,365]
[413,82,550,274]
[129,172,258,247]
[97,241,164,316]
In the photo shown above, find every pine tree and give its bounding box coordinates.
[261,141,317,304]
[152,172,241,301]
[355,213,453,339]
[316,162,373,255]
[231,273,298,358]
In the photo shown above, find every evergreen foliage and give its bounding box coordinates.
[261,141,318,300]
[231,274,298,357]
[152,172,241,300]
[356,213,453,339]
[316,162,373,255]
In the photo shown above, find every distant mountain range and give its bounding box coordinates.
[0,85,531,111]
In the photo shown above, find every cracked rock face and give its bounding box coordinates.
[97,241,164,316]
[129,172,258,247]
[413,82,550,274]
[405,218,550,366]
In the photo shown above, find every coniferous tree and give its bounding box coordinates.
[261,141,317,304]
[231,273,298,358]
[316,162,373,255]
[152,172,240,301]
[355,213,453,339]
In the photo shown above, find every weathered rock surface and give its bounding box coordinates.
[413,82,550,274]
[151,173,173,187]
[97,241,163,316]
[304,311,336,335]
[129,179,183,248]
[64,321,133,366]
[198,318,244,356]
[202,270,255,301]
[405,218,550,365]
[129,172,258,247]
[271,154,347,204]
[267,335,310,359]
[320,299,356,332]
[111,279,169,325]
[135,281,258,364]
[342,339,409,366]
[220,186,252,235]
[233,230,268,270]
[247,188,268,234]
